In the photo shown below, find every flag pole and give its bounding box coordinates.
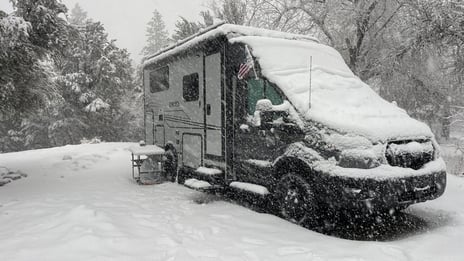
[309,56,312,110]
[245,45,259,80]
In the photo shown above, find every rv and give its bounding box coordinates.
[142,24,446,224]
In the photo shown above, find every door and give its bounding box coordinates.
[154,125,165,147]
[205,52,223,157]
[182,134,203,168]
[233,78,285,185]
[169,53,204,168]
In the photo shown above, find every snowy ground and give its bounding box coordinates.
[0,143,463,261]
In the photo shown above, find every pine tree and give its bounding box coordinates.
[11,0,69,57]
[141,10,169,56]
[172,17,202,41]
[1,0,69,114]
[53,15,137,145]
[1,1,140,151]
[68,3,87,26]
[212,0,247,25]
[171,11,219,42]
[1,0,70,151]
[200,10,214,27]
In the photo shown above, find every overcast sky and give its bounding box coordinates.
[0,0,208,63]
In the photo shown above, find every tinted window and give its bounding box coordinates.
[183,73,199,102]
[246,79,283,115]
[150,66,169,93]
[265,82,284,106]
[247,79,264,115]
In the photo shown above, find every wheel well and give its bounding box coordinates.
[274,157,312,182]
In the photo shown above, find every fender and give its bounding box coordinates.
[273,142,323,182]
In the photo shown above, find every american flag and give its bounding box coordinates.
[238,46,256,80]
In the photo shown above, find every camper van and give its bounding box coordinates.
[142,24,446,224]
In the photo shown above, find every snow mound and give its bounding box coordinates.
[231,36,433,142]
[184,178,212,189]
[0,143,463,260]
[0,166,27,187]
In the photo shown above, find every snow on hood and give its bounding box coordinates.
[231,36,433,142]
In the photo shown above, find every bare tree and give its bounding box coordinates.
[211,0,247,25]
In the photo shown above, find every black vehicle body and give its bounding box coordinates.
[142,24,446,219]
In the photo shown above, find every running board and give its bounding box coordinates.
[191,166,224,185]
[227,182,271,211]
[184,178,223,191]
[229,182,270,196]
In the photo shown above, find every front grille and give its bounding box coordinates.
[386,140,434,170]
[397,175,438,202]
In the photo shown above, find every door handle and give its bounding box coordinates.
[207,104,211,115]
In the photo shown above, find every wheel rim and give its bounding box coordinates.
[279,176,314,224]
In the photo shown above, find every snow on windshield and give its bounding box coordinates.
[231,36,433,142]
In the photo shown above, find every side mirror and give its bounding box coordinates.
[254,99,290,130]
[249,99,273,127]
[260,110,290,129]
[255,100,302,135]
[255,99,273,112]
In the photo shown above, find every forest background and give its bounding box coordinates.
[1,0,463,153]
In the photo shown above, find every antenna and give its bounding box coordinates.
[309,56,313,110]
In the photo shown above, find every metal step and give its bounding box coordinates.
[229,182,270,196]
[184,178,212,189]
[184,178,223,191]
[192,167,224,185]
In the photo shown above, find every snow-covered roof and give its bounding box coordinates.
[143,23,319,67]
[143,23,433,142]
[230,36,433,142]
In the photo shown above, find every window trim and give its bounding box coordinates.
[182,72,200,102]
[149,66,169,93]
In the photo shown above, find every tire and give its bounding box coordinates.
[274,173,318,225]
[177,168,186,185]
[164,143,178,183]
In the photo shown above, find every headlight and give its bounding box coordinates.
[338,149,381,169]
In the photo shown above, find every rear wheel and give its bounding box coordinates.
[164,143,178,182]
[177,168,186,185]
[275,173,318,225]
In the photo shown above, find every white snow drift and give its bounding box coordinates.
[0,143,463,261]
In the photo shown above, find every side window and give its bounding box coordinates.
[246,79,283,115]
[150,66,169,93]
[247,79,264,115]
[265,83,284,106]
[183,73,199,102]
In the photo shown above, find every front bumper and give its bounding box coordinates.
[316,169,447,211]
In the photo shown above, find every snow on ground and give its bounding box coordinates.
[0,143,463,261]
[441,142,464,176]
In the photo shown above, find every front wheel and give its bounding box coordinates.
[274,173,318,226]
